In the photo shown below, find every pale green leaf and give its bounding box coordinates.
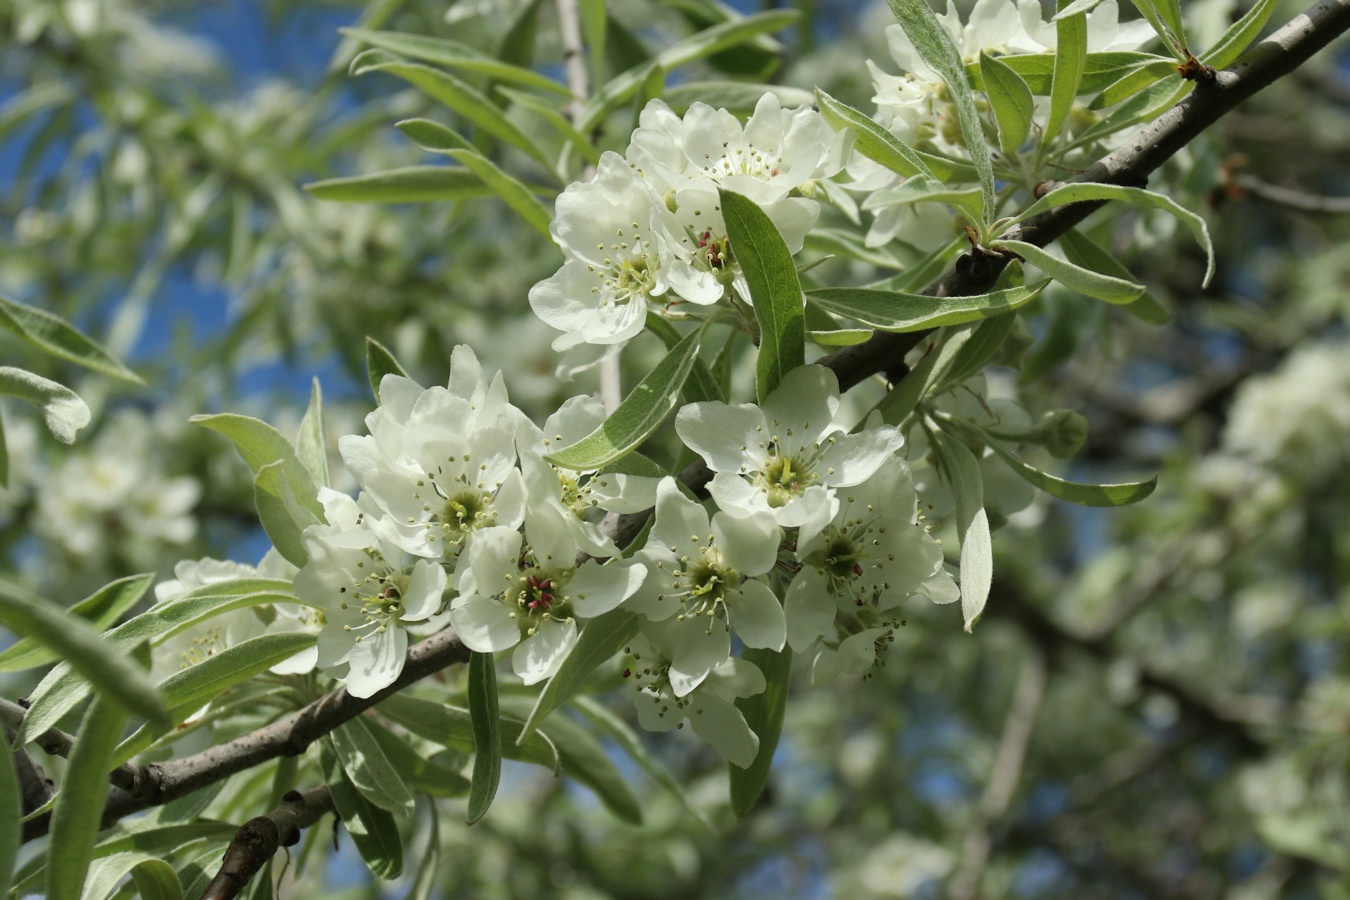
[990,240,1144,303]
[0,294,142,384]
[546,329,703,470]
[929,429,991,632]
[1202,0,1277,70]
[980,51,1035,154]
[365,337,410,402]
[254,460,320,568]
[0,573,153,673]
[325,764,403,879]
[192,413,324,519]
[1058,228,1171,324]
[297,379,329,491]
[1043,2,1087,149]
[378,694,561,772]
[814,89,936,181]
[984,436,1158,506]
[0,367,89,444]
[47,695,130,900]
[0,582,169,731]
[332,718,416,814]
[806,280,1048,332]
[0,732,18,897]
[1010,182,1213,285]
[1088,59,1176,109]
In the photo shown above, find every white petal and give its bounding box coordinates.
[785,570,836,652]
[712,510,780,577]
[675,402,764,474]
[666,619,731,696]
[731,579,786,651]
[450,596,520,653]
[513,619,577,685]
[345,627,408,698]
[688,694,760,768]
[570,561,646,618]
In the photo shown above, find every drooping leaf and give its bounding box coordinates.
[254,460,321,568]
[1088,59,1176,109]
[495,87,601,167]
[191,414,324,519]
[884,0,996,220]
[645,315,720,403]
[730,646,791,817]
[807,281,1048,332]
[1058,228,1171,324]
[324,759,404,879]
[989,240,1144,303]
[984,434,1158,506]
[929,428,991,632]
[0,367,90,444]
[980,51,1036,154]
[546,329,704,470]
[378,694,561,772]
[0,731,18,897]
[0,293,142,384]
[719,189,804,402]
[1009,182,1214,286]
[862,176,985,227]
[466,651,502,824]
[814,89,934,181]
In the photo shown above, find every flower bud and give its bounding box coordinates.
[663,188,679,213]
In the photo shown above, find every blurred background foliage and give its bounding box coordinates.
[3,0,1350,896]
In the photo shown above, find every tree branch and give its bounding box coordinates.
[20,628,469,842]
[198,786,335,900]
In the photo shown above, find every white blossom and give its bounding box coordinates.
[627,478,784,695]
[623,630,766,767]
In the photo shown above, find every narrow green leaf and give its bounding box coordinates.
[0,732,19,897]
[408,806,441,900]
[929,429,991,632]
[296,379,329,491]
[579,0,607,86]
[814,89,934,180]
[546,329,704,470]
[340,29,573,96]
[0,367,89,444]
[326,766,403,879]
[19,581,298,740]
[645,314,720,403]
[965,51,1168,95]
[304,166,495,203]
[0,573,153,673]
[1043,2,1087,149]
[521,609,639,741]
[47,694,130,900]
[467,651,501,824]
[351,50,553,169]
[984,435,1157,506]
[719,189,804,401]
[365,337,410,402]
[1202,0,1277,69]
[579,11,799,133]
[333,718,416,814]
[0,294,142,384]
[1010,181,1213,285]
[1058,228,1170,324]
[1077,75,1189,146]
[990,240,1144,303]
[254,460,320,568]
[807,281,1048,332]
[396,116,473,153]
[872,332,948,426]
[0,582,169,731]
[730,646,791,817]
[980,51,1035,154]
[1149,0,1186,50]
[884,0,996,220]
[192,413,324,519]
[1051,0,1107,19]
[941,312,1018,388]
[1088,59,1176,109]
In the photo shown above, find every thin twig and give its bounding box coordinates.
[1232,172,1350,213]
[198,785,335,900]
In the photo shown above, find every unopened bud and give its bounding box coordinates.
[1041,409,1089,459]
[663,188,679,213]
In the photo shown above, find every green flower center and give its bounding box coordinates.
[507,565,575,638]
[754,452,819,508]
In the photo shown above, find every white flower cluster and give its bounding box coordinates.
[529,94,851,366]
